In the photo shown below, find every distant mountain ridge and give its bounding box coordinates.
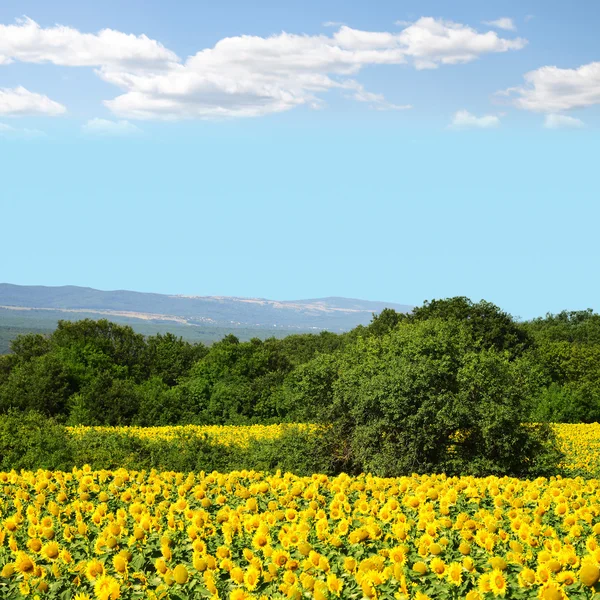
[0,284,412,332]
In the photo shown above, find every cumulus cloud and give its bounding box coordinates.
[544,114,585,129]
[482,18,516,31]
[450,109,500,129]
[0,17,526,120]
[82,118,142,136]
[0,86,66,116]
[503,62,600,112]
[104,18,525,120]
[0,17,178,70]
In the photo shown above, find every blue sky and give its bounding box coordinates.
[1,1,599,319]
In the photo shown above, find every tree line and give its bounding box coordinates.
[1,297,599,477]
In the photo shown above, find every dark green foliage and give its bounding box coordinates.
[0,317,346,426]
[68,374,142,426]
[10,333,51,361]
[525,309,600,344]
[364,307,403,337]
[0,411,73,471]
[405,297,533,357]
[529,338,600,422]
[530,383,600,424]
[144,332,208,386]
[0,412,334,476]
[133,379,193,426]
[0,353,76,416]
[51,319,147,376]
[181,335,297,424]
[292,319,562,477]
[241,427,336,476]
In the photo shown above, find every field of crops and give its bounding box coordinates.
[67,424,320,449]
[3,466,600,599]
[0,423,596,598]
[68,423,600,478]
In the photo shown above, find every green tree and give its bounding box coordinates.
[365,307,403,337]
[144,332,207,386]
[525,309,600,344]
[405,297,532,357]
[298,319,559,477]
[0,354,76,416]
[51,319,147,380]
[69,373,141,425]
[10,333,51,361]
[530,340,600,422]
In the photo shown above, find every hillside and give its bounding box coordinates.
[0,284,411,353]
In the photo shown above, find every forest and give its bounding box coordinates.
[1,297,599,478]
[1,297,599,427]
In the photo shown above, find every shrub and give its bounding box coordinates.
[299,319,563,478]
[0,410,73,470]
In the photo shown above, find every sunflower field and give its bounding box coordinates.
[66,425,321,449]
[2,466,600,600]
[67,423,600,478]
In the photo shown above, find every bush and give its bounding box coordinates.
[297,319,563,478]
[0,414,332,475]
[0,410,73,470]
[531,383,600,423]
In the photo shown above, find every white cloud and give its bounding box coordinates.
[0,17,178,70]
[504,61,600,112]
[450,109,500,129]
[544,114,585,129]
[347,82,412,111]
[482,18,516,32]
[82,118,142,136]
[0,17,526,121]
[104,18,526,120]
[322,21,345,28]
[0,86,66,116]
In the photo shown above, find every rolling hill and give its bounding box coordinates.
[0,284,412,353]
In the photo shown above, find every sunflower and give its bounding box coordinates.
[446,562,463,586]
[1,563,15,578]
[430,557,446,577]
[271,549,289,568]
[327,573,344,596]
[252,531,269,551]
[489,569,507,597]
[580,563,600,586]
[41,541,60,561]
[172,564,188,585]
[94,574,121,600]
[478,573,492,595]
[389,546,407,564]
[85,559,104,582]
[14,552,35,575]
[539,583,563,600]
[244,566,260,591]
[112,554,127,575]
